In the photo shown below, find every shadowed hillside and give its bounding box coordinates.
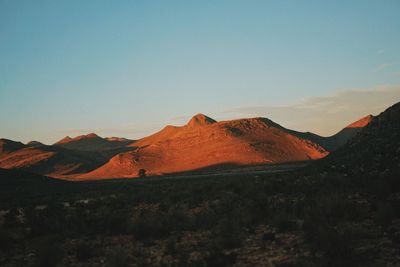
[54,133,133,151]
[0,145,108,177]
[324,103,400,172]
[290,115,373,151]
[0,134,135,178]
[0,139,26,154]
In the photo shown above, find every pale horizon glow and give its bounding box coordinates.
[3,85,400,145]
[1,1,400,144]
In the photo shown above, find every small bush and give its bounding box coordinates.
[195,208,217,229]
[165,236,178,255]
[34,238,64,267]
[4,208,20,228]
[206,247,237,267]
[138,169,146,178]
[271,211,297,232]
[106,246,131,267]
[75,240,94,261]
[0,229,13,252]
[214,219,242,249]
[130,211,169,241]
[261,232,275,242]
[376,201,394,229]
[304,221,365,266]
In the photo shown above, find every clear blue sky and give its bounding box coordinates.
[1,0,400,144]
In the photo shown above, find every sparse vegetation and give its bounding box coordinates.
[138,168,146,178]
[1,98,400,267]
[1,161,399,266]
[34,237,64,267]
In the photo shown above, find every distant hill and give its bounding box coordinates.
[0,144,109,177]
[80,114,328,179]
[26,141,45,147]
[290,115,373,151]
[0,133,134,178]
[54,133,133,151]
[0,138,26,154]
[0,112,379,180]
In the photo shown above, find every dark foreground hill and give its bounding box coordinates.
[290,115,373,151]
[326,102,400,173]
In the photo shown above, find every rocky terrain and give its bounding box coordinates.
[0,102,399,267]
[80,114,328,179]
[0,114,371,180]
[0,135,134,178]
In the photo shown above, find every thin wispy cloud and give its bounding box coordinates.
[391,71,400,77]
[224,85,400,136]
[378,49,385,54]
[375,63,393,72]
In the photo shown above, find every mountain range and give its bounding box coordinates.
[0,112,374,180]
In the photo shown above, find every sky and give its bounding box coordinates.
[1,0,400,144]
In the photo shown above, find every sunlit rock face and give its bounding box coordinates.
[80,114,328,179]
[0,112,378,180]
